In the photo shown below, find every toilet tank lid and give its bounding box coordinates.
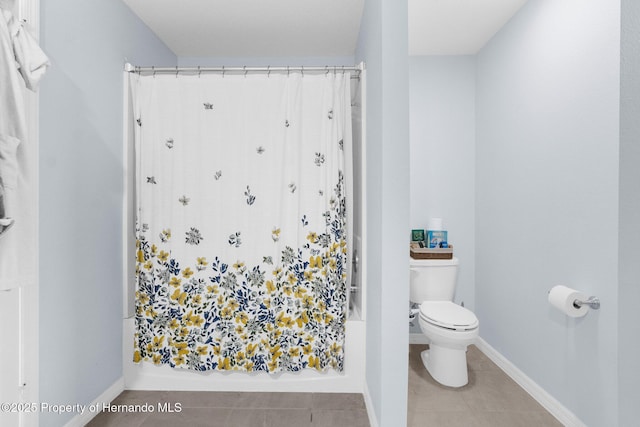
[410,257,459,267]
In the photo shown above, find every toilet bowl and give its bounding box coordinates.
[409,257,479,387]
[417,301,478,387]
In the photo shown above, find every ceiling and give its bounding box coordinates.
[122,0,529,58]
[122,0,365,58]
[409,0,529,55]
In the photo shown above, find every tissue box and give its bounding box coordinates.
[426,230,448,248]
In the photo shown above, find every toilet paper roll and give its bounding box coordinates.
[548,285,589,318]
[427,217,443,231]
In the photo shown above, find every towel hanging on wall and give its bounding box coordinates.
[0,5,49,288]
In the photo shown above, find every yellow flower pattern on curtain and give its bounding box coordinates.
[131,72,351,373]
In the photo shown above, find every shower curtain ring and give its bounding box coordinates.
[325,65,329,76]
[222,66,225,78]
[152,66,156,78]
[244,66,247,78]
[287,66,290,76]
[175,66,179,78]
[267,65,271,78]
[198,66,201,78]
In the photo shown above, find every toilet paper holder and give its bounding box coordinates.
[572,296,601,310]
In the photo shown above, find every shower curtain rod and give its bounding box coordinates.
[124,63,363,78]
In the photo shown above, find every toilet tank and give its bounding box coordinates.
[409,257,459,303]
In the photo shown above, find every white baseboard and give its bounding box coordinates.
[475,337,586,427]
[63,377,125,427]
[362,380,379,427]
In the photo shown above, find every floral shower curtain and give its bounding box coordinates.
[131,71,351,373]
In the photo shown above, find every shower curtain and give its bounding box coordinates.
[130,71,351,373]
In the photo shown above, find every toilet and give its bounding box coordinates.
[410,257,479,387]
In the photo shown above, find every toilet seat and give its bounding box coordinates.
[420,301,478,331]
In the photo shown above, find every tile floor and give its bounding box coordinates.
[407,344,563,427]
[87,344,562,427]
[86,390,369,427]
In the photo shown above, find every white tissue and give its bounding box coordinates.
[548,285,589,318]
[427,217,443,231]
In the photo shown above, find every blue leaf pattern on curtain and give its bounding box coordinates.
[131,72,350,373]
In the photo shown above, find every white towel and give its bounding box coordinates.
[0,6,46,290]
[0,175,14,239]
[2,9,50,91]
[0,0,15,11]
[0,7,23,194]
[0,8,24,140]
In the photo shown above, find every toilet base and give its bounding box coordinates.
[421,344,469,387]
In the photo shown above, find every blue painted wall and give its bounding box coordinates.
[619,0,640,424]
[475,1,620,425]
[409,56,476,323]
[39,1,176,425]
[178,56,355,67]
[356,0,409,425]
